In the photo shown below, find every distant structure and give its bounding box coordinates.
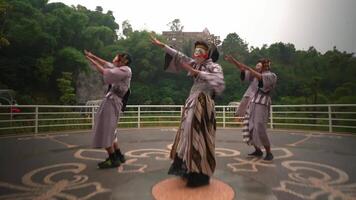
[162,28,221,50]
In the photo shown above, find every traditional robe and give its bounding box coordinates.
[235,71,259,117]
[242,70,277,146]
[164,45,225,176]
[92,63,131,148]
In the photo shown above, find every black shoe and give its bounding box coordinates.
[168,155,187,177]
[97,157,121,169]
[186,173,210,188]
[248,150,263,157]
[168,163,188,177]
[115,150,126,163]
[118,154,126,163]
[117,153,126,163]
[264,152,274,161]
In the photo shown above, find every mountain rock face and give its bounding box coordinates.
[76,70,106,104]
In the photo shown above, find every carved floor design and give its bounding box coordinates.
[0,163,110,200]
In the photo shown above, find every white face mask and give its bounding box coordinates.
[193,47,208,63]
[193,47,207,57]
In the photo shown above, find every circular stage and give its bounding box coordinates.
[111,169,276,200]
[152,177,235,200]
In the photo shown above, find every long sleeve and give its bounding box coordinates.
[240,71,246,81]
[163,45,195,73]
[241,70,255,84]
[197,62,225,95]
[103,62,113,68]
[103,66,131,85]
[240,70,259,98]
[250,71,277,106]
[259,71,277,93]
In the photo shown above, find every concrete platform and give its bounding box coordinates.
[0,128,356,200]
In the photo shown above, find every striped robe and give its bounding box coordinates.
[163,45,225,176]
[240,71,259,143]
[243,71,277,146]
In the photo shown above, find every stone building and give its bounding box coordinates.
[162,28,221,50]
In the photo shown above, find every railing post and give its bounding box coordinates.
[138,106,141,128]
[35,106,38,134]
[91,106,95,129]
[10,105,13,121]
[270,106,274,129]
[223,106,226,128]
[328,105,332,133]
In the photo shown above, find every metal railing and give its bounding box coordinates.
[0,104,355,135]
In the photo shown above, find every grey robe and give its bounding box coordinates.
[163,45,225,176]
[92,64,131,148]
[245,71,277,147]
[235,71,259,117]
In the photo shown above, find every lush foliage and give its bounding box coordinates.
[0,0,355,105]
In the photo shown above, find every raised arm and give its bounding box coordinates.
[84,50,110,67]
[150,35,166,48]
[224,55,262,80]
[151,35,197,75]
[224,55,249,71]
[245,67,262,80]
[150,34,194,62]
[181,62,199,76]
[85,55,104,74]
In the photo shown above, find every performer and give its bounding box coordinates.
[84,50,132,168]
[234,62,261,119]
[151,35,225,187]
[225,55,277,161]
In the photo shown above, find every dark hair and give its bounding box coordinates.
[119,53,132,66]
[258,58,271,69]
[194,40,209,50]
[258,58,270,65]
[209,45,219,62]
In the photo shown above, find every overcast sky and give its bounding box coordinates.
[50,0,356,53]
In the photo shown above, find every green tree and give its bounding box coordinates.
[167,19,184,32]
[35,56,54,83]
[221,33,249,62]
[57,72,75,104]
[0,0,10,48]
[0,0,354,106]
[55,47,88,75]
[267,42,296,64]
[122,20,133,38]
[182,39,194,56]
[95,6,103,12]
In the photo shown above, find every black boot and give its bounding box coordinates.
[248,149,263,157]
[115,149,126,163]
[264,152,274,161]
[186,172,210,187]
[98,153,121,169]
[168,155,187,178]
